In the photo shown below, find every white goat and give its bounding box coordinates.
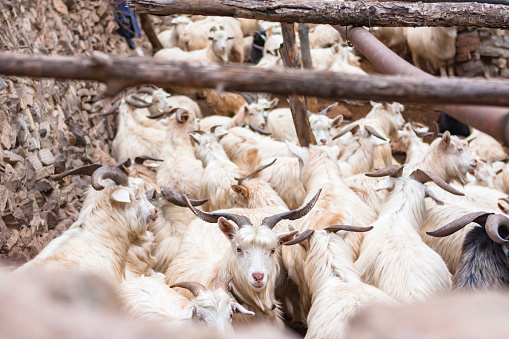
[309,24,342,49]
[466,128,507,162]
[155,26,234,64]
[298,229,397,338]
[329,46,367,75]
[355,166,461,303]
[155,108,203,199]
[18,165,158,287]
[398,122,431,166]
[111,100,166,162]
[165,193,319,326]
[157,16,193,49]
[404,27,457,77]
[118,273,253,331]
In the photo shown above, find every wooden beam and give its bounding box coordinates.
[139,14,164,53]
[1,52,509,107]
[126,0,509,29]
[280,23,316,147]
[298,23,318,113]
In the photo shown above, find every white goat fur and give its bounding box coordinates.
[18,177,157,287]
[355,175,452,303]
[466,128,507,162]
[303,231,396,338]
[404,27,457,77]
[112,101,166,162]
[309,25,342,49]
[155,110,203,199]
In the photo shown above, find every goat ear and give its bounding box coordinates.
[424,186,444,205]
[232,185,249,198]
[370,100,378,107]
[189,132,202,144]
[233,303,255,316]
[111,188,131,203]
[441,131,451,147]
[218,217,237,240]
[179,305,195,321]
[331,115,343,128]
[286,141,308,163]
[244,105,249,113]
[278,230,299,244]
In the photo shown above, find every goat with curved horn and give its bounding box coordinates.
[365,165,404,178]
[409,121,434,138]
[426,211,492,238]
[235,158,277,185]
[91,165,129,191]
[261,189,322,230]
[171,281,208,297]
[485,214,509,244]
[181,194,253,227]
[50,164,103,181]
[325,225,374,233]
[248,124,271,135]
[365,125,387,141]
[409,169,464,196]
[283,229,315,246]
[126,94,153,108]
[160,187,208,207]
[332,124,359,140]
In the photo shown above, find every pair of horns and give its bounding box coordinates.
[171,276,233,297]
[366,165,464,196]
[235,158,277,186]
[427,212,509,244]
[316,102,339,116]
[126,94,153,108]
[408,121,434,138]
[332,124,386,141]
[236,92,259,105]
[181,188,321,230]
[50,159,130,191]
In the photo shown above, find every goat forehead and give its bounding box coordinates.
[236,226,278,249]
[310,116,331,129]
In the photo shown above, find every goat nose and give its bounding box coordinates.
[320,139,327,144]
[252,272,264,282]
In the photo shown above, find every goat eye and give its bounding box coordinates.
[237,247,242,253]
[270,249,275,255]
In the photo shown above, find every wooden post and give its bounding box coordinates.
[298,23,318,113]
[280,23,316,147]
[126,0,509,29]
[139,14,164,53]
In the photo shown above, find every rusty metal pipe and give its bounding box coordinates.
[334,25,509,145]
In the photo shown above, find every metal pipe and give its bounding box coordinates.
[334,25,509,145]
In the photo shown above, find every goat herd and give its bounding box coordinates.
[13,16,509,339]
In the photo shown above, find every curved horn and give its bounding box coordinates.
[91,165,129,190]
[145,188,156,201]
[325,225,374,233]
[432,121,444,140]
[283,229,314,245]
[218,275,234,292]
[366,165,404,178]
[176,108,190,123]
[248,125,271,135]
[136,87,156,95]
[318,102,339,116]
[409,121,433,138]
[146,107,179,120]
[262,189,322,230]
[126,95,153,108]
[134,156,164,164]
[485,214,509,244]
[116,158,132,173]
[181,194,253,227]
[409,169,464,196]
[99,100,121,116]
[50,164,102,181]
[236,92,257,105]
[426,212,492,237]
[236,158,277,185]
[160,187,208,207]
[262,93,270,99]
[170,281,208,297]
[210,125,223,133]
[332,124,359,140]
[365,125,387,141]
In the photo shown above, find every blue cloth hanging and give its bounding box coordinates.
[113,0,141,49]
